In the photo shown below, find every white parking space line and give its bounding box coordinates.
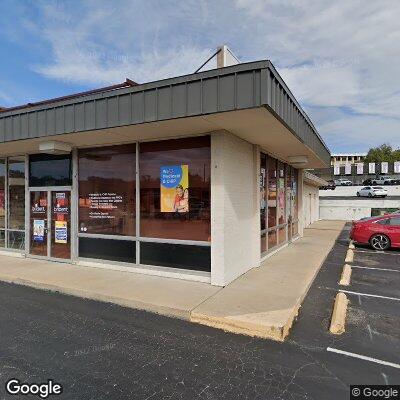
[354,249,400,256]
[327,347,400,369]
[352,265,400,273]
[339,289,400,302]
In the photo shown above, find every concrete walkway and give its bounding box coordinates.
[192,220,345,340]
[0,220,344,340]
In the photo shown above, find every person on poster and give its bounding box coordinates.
[174,185,189,213]
[160,165,189,213]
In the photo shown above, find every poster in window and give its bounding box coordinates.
[345,163,351,175]
[356,163,364,175]
[369,163,375,174]
[160,165,189,213]
[381,162,388,174]
[33,220,45,242]
[55,221,68,244]
[394,161,400,173]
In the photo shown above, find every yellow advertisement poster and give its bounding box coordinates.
[160,165,189,213]
[55,221,68,244]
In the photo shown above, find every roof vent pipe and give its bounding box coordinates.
[216,45,240,68]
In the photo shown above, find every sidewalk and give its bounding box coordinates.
[0,220,345,340]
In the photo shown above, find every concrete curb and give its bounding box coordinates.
[349,241,355,250]
[0,275,191,321]
[329,292,349,334]
[339,264,352,286]
[191,305,301,342]
[345,249,354,263]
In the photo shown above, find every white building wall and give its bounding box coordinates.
[211,131,259,286]
[320,198,400,220]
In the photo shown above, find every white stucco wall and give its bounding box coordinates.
[211,131,259,286]
[303,183,320,227]
[320,198,400,220]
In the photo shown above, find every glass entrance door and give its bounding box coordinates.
[30,191,48,256]
[51,191,71,259]
[29,189,71,260]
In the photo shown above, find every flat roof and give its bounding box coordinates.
[0,60,330,164]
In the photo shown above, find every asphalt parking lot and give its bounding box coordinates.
[289,223,400,388]
[0,224,398,399]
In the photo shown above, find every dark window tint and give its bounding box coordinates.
[29,154,72,187]
[140,242,210,271]
[79,237,136,263]
[140,136,211,241]
[0,159,5,229]
[78,144,136,236]
[8,157,25,230]
[389,218,400,226]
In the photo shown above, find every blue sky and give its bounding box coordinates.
[1,0,400,153]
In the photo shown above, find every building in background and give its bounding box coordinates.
[0,48,330,286]
[331,153,367,166]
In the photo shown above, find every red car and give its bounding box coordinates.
[350,214,400,250]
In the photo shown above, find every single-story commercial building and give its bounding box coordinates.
[0,56,330,286]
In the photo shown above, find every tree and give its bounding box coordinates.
[364,144,400,163]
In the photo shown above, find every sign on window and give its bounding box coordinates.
[356,163,364,175]
[381,162,388,174]
[369,163,375,174]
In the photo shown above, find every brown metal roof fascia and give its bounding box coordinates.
[0,79,137,114]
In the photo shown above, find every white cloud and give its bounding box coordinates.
[6,0,400,151]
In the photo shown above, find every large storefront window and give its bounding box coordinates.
[8,157,25,250]
[78,144,136,236]
[267,156,277,249]
[0,159,5,247]
[292,169,299,236]
[139,136,211,242]
[260,153,299,256]
[29,154,72,187]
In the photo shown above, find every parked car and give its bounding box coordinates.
[362,178,373,185]
[334,178,352,186]
[350,214,400,250]
[372,176,397,185]
[356,186,388,198]
[320,180,336,190]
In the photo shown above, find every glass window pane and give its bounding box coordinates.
[278,226,286,244]
[277,162,285,225]
[30,191,48,257]
[29,154,72,187]
[261,233,267,254]
[0,230,5,247]
[8,157,25,230]
[0,159,5,229]
[292,169,298,221]
[267,157,277,228]
[78,144,136,236]
[140,136,211,241]
[260,153,267,231]
[51,191,71,259]
[8,230,25,250]
[268,229,277,249]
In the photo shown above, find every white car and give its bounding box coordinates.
[334,178,352,186]
[372,176,397,185]
[357,186,388,198]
